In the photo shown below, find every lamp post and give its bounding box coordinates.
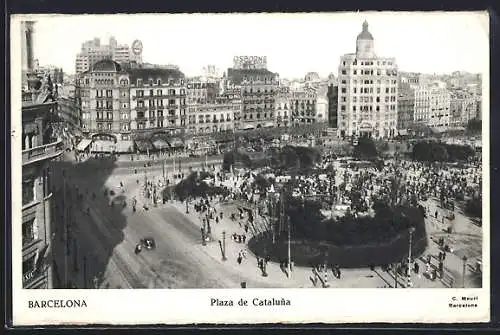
[408,226,416,287]
[185,196,189,214]
[222,231,227,261]
[462,255,468,288]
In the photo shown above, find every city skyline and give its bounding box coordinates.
[18,12,488,78]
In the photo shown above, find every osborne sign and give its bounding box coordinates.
[233,56,267,70]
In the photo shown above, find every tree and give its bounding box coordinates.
[467,118,482,134]
[353,137,378,160]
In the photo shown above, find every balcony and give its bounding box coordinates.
[135,116,147,122]
[166,104,179,109]
[22,140,64,166]
[135,106,148,112]
[167,115,179,120]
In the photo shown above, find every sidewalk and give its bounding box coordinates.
[168,197,389,288]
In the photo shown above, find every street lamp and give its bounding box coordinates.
[408,226,416,287]
[222,231,227,261]
[185,196,189,214]
[462,255,468,288]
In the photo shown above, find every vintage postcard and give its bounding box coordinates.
[10,12,490,325]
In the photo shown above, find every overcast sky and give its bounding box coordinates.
[14,12,489,78]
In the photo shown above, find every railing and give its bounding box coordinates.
[135,117,147,122]
[167,115,179,120]
[22,140,64,165]
[135,106,148,111]
[23,266,47,288]
[132,94,186,100]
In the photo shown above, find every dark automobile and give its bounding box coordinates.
[141,237,156,250]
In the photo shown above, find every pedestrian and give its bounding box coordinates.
[242,235,246,243]
[237,255,242,265]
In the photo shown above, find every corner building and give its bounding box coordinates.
[337,21,398,138]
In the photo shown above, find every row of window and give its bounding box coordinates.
[340,69,397,76]
[136,99,184,108]
[135,89,186,97]
[95,89,114,98]
[346,96,397,103]
[341,87,397,94]
[340,104,397,112]
[342,60,394,66]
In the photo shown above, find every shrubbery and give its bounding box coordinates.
[164,172,229,201]
[465,197,482,218]
[353,137,379,160]
[467,118,482,134]
[249,198,428,268]
[222,146,321,172]
[412,141,475,162]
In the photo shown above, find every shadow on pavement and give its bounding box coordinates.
[50,155,128,289]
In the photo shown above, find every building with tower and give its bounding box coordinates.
[75,37,143,74]
[337,21,398,138]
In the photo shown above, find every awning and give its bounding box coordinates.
[76,139,92,151]
[241,124,255,130]
[151,138,169,150]
[169,137,184,148]
[263,122,274,128]
[398,129,408,136]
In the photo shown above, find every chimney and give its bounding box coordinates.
[24,21,36,71]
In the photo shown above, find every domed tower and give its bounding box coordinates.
[356,20,375,58]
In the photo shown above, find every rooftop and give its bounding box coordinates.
[227,68,277,85]
[127,68,185,83]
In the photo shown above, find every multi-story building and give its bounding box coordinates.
[75,37,143,74]
[227,65,280,130]
[78,61,188,151]
[274,87,291,128]
[397,91,416,130]
[413,82,451,129]
[56,96,82,136]
[289,87,318,125]
[327,84,339,129]
[79,60,128,139]
[186,81,218,104]
[449,89,478,127]
[129,68,187,136]
[20,21,64,289]
[337,21,398,138]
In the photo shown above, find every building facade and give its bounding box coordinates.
[274,87,291,127]
[78,60,128,138]
[397,91,416,130]
[337,21,398,138]
[413,82,451,129]
[449,89,478,127]
[78,60,187,146]
[227,67,280,130]
[289,88,318,125]
[129,68,187,136]
[21,21,64,289]
[327,84,339,129]
[186,81,218,104]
